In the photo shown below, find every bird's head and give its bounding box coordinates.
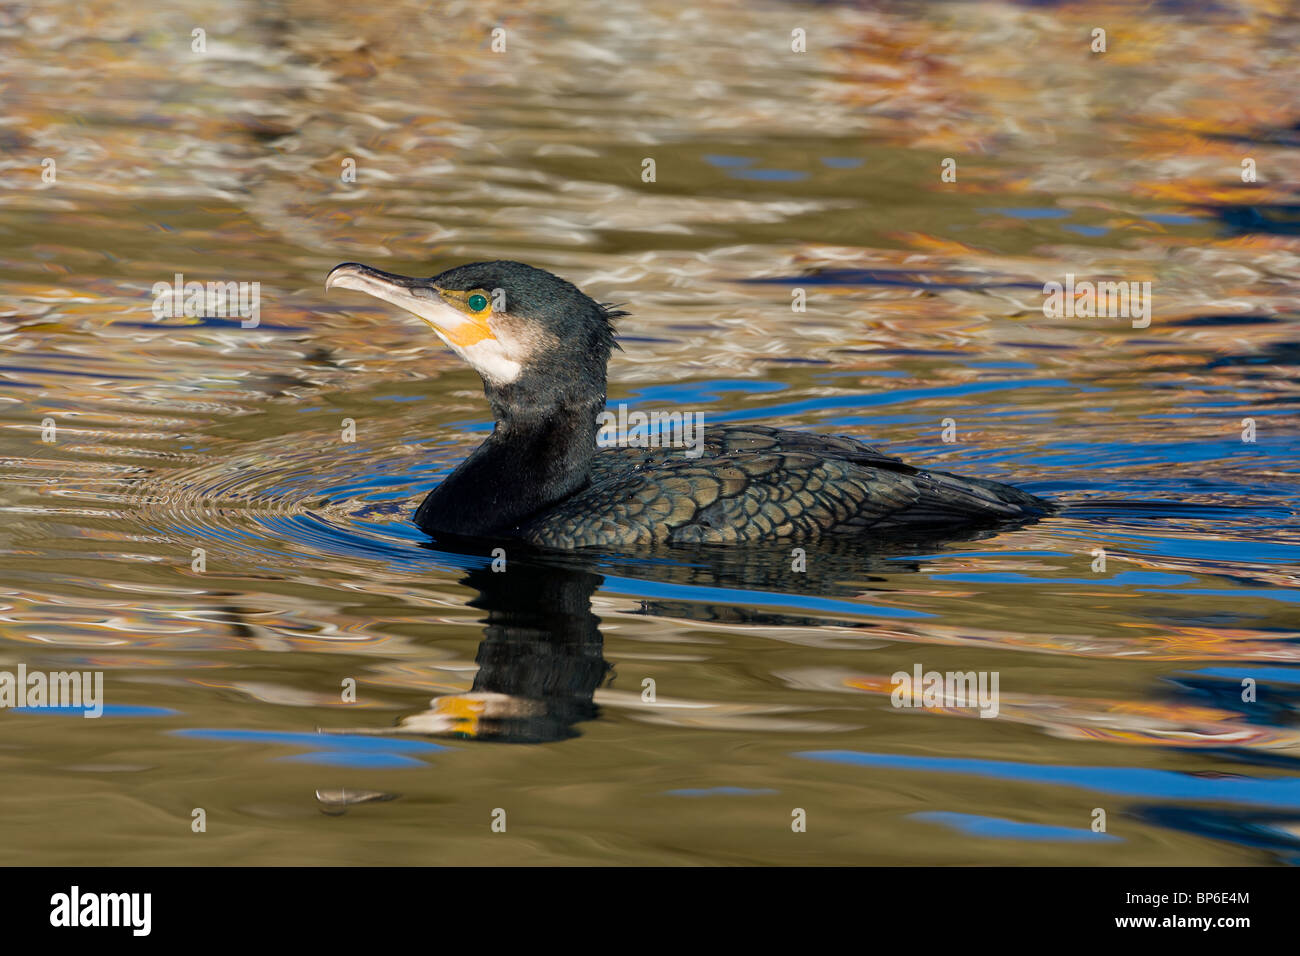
[326,260,622,409]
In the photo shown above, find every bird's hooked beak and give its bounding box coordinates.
[325,262,496,349]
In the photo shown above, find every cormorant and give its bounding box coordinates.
[325,260,1051,549]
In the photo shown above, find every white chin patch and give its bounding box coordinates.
[444,335,523,386]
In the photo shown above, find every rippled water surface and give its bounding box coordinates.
[1,0,1299,864]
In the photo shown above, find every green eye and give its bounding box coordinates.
[467,293,489,312]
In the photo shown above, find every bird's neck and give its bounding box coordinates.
[415,390,604,540]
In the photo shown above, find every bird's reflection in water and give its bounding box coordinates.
[365,521,1026,744]
[453,562,609,742]
[553,522,1023,626]
[375,559,609,744]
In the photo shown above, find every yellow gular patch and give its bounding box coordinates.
[443,314,495,348]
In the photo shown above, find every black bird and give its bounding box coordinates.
[325,260,1051,549]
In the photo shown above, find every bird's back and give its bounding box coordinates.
[519,424,1050,549]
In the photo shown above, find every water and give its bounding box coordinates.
[1,0,1298,865]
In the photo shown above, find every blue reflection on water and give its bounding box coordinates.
[702,154,753,168]
[731,168,808,181]
[172,728,447,769]
[984,207,1071,219]
[1189,666,1300,685]
[9,705,177,717]
[930,571,1194,586]
[600,575,933,619]
[800,751,1300,808]
[912,811,1122,842]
